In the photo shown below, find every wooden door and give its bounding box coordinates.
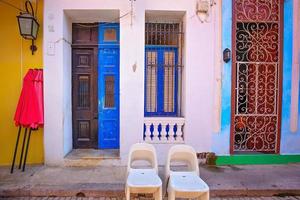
[98,23,120,149]
[98,47,119,148]
[72,47,98,148]
[72,23,98,149]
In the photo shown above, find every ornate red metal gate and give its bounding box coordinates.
[230,0,283,154]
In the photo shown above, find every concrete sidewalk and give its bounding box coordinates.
[0,164,300,198]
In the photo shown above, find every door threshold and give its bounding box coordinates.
[64,149,121,167]
[65,149,120,160]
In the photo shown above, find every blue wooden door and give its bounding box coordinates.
[98,23,120,149]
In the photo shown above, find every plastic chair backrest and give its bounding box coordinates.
[127,143,158,174]
[165,145,199,180]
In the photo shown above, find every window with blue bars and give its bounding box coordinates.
[144,23,184,117]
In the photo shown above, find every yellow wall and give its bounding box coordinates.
[0,0,44,165]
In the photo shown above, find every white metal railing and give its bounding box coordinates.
[144,117,185,143]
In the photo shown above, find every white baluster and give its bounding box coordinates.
[168,122,176,142]
[144,118,185,143]
[160,121,168,142]
[152,121,160,142]
[176,122,184,142]
[144,122,152,142]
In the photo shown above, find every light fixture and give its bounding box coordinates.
[17,0,39,55]
[223,48,231,63]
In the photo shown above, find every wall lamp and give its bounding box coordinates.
[17,0,39,55]
[223,48,231,63]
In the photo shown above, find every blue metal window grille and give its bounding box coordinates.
[144,23,183,117]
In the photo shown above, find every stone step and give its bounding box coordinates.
[63,149,121,167]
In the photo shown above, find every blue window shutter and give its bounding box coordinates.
[145,46,178,117]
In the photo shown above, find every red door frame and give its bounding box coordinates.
[230,0,284,154]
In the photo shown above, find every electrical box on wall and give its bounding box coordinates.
[47,42,55,56]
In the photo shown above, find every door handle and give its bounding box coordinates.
[94,113,98,119]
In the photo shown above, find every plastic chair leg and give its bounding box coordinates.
[198,192,209,200]
[154,187,162,200]
[167,190,175,200]
[125,187,130,200]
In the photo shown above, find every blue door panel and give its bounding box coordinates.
[98,23,120,149]
[99,49,118,65]
[144,47,178,116]
[99,23,120,46]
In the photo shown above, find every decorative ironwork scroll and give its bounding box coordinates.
[231,0,282,153]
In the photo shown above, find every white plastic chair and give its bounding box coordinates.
[165,145,209,200]
[125,143,162,200]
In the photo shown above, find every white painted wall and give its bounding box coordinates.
[62,13,73,156]
[43,0,218,165]
[44,6,65,165]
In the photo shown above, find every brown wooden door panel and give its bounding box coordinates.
[72,23,98,45]
[72,48,98,148]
